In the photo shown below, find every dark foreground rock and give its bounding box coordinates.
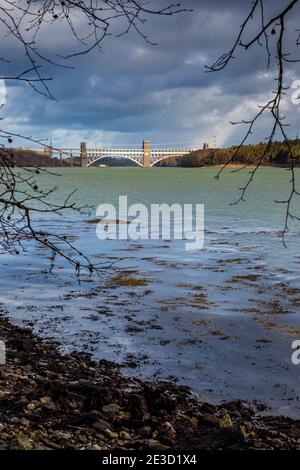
[0,315,299,450]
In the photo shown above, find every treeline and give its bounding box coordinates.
[93,157,137,167]
[6,151,137,167]
[4,149,77,167]
[157,139,300,167]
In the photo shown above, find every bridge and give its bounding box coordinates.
[21,140,210,167]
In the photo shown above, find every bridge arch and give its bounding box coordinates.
[87,155,143,167]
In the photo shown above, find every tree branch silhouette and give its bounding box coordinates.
[207,0,300,243]
[0,1,186,272]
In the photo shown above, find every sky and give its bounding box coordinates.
[1,0,300,149]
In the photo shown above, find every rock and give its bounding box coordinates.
[0,423,5,433]
[38,361,48,367]
[102,403,120,419]
[40,396,51,404]
[138,426,152,437]
[118,411,131,421]
[31,430,44,440]
[69,401,79,410]
[34,445,52,450]
[77,434,88,443]
[92,420,112,432]
[20,418,30,427]
[147,440,171,450]
[159,422,177,440]
[91,444,103,450]
[39,439,62,450]
[253,441,267,449]
[201,403,217,414]
[26,403,35,412]
[219,413,233,429]
[155,391,177,411]
[43,401,57,412]
[104,429,119,439]
[128,394,149,420]
[102,403,120,413]
[190,417,199,428]
[119,431,130,440]
[14,433,33,450]
[74,410,104,425]
[54,431,72,440]
[202,413,220,427]
[119,426,130,433]
[239,425,248,439]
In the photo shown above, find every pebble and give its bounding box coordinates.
[104,429,119,439]
[39,396,51,404]
[159,422,176,440]
[190,417,198,428]
[147,440,171,450]
[219,413,233,429]
[92,420,111,432]
[14,433,33,450]
[91,444,103,450]
[0,315,298,451]
[138,426,152,437]
[26,403,35,412]
[202,413,220,426]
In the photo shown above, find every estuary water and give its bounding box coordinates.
[1,167,300,417]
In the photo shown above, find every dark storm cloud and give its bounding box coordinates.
[2,0,300,147]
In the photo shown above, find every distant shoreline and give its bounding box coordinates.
[8,138,300,168]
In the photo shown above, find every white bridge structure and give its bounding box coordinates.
[23,140,209,167]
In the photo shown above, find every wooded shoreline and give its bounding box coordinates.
[5,139,300,168]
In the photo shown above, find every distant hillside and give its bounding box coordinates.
[5,151,136,167]
[156,139,300,167]
[89,157,137,167]
[3,149,78,167]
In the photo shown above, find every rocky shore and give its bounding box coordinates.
[0,314,299,450]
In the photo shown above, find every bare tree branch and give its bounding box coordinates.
[208,0,300,242]
[0,1,186,272]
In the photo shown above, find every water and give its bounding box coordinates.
[1,167,300,417]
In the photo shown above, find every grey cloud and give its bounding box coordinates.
[2,0,300,147]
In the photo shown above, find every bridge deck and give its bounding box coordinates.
[16,142,203,167]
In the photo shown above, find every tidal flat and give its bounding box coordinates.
[1,168,300,419]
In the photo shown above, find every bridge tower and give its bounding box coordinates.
[80,142,88,167]
[143,140,151,168]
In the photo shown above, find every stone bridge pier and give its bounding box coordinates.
[80,142,88,167]
[143,140,151,168]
